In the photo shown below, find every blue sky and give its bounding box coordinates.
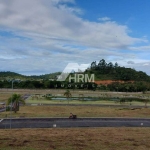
[0,0,150,75]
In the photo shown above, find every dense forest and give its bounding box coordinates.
[0,59,150,92]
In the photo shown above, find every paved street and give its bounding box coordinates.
[0,118,150,129]
[0,108,5,112]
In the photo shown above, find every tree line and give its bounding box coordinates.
[0,80,150,92]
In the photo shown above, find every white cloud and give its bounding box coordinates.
[0,0,149,75]
[98,17,111,22]
[51,0,75,4]
[143,63,149,66]
[134,63,150,75]
[0,0,143,48]
[129,45,150,51]
[127,61,135,64]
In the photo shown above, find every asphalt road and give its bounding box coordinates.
[0,118,150,129]
[0,108,5,112]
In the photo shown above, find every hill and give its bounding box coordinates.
[0,62,150,92]
[1,59,150,83]
[85,59,150,82]
[0,71,61,81]
[1,60,150,82]
[0,71,25,80]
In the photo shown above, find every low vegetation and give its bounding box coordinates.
[1,106,150,118]
[0,128,150,150]
[7,93,25,113]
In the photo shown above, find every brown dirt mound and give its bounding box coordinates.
[95,80,133,85]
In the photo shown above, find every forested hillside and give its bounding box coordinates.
[0,71,61,80]
[86,59,150,81]
[0,71,25,80]
[0,60,150,92]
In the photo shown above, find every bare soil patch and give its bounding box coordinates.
[0,128,150,150]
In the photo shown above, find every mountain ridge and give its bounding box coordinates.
[0,59,150,82]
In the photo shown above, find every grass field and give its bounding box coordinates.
[0,89,150,118]
[1,88,150,104]
[1,89,150,150]
[0,93,12,103]
[0,128,150,150]
[1,106,150,118]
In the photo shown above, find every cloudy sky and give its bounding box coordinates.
[0,0,150,75]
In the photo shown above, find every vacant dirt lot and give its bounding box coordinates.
[0,128,150,150]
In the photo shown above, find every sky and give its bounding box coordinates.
[0,0,150,75]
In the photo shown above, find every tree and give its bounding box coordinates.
[98,59,107,73]
[114,62,118,68]
[64,90,72,104]
[91,61,97,69]
[7,93,25,113]
[107,62,113,73]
